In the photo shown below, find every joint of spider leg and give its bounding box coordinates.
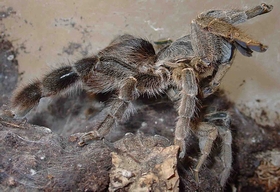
[223,118,231,128]
[119,77,139,101]
[207,18,218,29]
[208,116,231,129]
[205,111,228,120]
[180,69,198,95]
[78,130,102,147]
[211,82,220,87]
[107,112,116,120]
[260,3,273,13]
[92,58,105,72]
[155,66,171,82]
[192,61,211,74]
[74,56,99,76]
[177,115,192,119]
[41,66,80,96]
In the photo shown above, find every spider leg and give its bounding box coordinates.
[174,68,198,158]
[79,65,171,145]
[201,3,273,25]
[194,122,218,185]
[166,87,181,102]
[202,49,236,98]
[193,4,272,57]
[195,111,232,186]
[205,112,232,186]
[78,76,138,146]
[198,17,268,53]
[245,3,273,20]
[11,57,98,117]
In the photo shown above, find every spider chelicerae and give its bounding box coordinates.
[11,3,273,186]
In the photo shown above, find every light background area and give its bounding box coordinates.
[1,0,279,126]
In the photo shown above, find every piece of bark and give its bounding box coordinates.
[109,132,179,192]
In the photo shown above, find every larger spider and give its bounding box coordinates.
[11,4,272,186]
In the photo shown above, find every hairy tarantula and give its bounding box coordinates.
[11,4,273,186]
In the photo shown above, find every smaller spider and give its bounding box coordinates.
[11,3,273,186]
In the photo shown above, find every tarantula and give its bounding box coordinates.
[11,4,272,186]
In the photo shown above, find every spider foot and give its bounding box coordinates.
[219,168,231,187]
[78,130,102,146]
[246,3,273,19]
[193,168,200,185]
[202,86,215,98]
[174,138,186,159]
